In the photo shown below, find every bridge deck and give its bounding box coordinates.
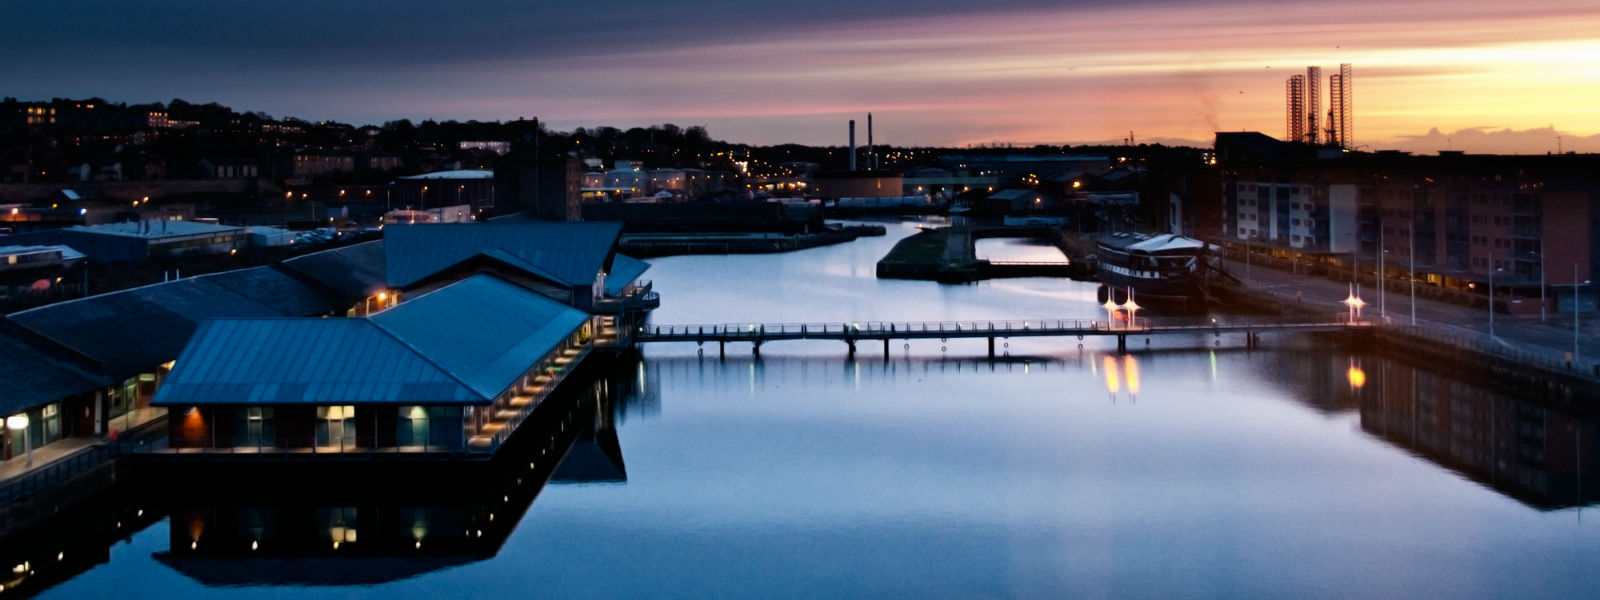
[638,314,1374,344]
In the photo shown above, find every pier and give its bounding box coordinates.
[637,314,1374,357]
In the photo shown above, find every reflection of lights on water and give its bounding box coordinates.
[1124,355,1141,395]
[1103,355,1120,394]
[1209,350,1217,382]
[1347,364,1366,389]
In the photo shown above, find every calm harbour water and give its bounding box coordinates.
[23,219,1600,599]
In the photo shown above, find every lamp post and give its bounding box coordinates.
[1344,283,1365,325]
[6,414,31,467]
[1380,249,1388,321]
[1489,267,1503,340]
[1539,246,1546,324]
[1576,262,1590,365]
[1409,228,1416,326]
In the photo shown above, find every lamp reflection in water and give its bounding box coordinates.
[1103,355,1120,395]
[1346,359,1366,389]
[1102,355,1142,399]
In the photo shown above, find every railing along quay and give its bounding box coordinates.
[637,314,1373,356]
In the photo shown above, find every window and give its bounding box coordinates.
[399,406,429,448]
[317,405,357,448]
[237,406,275,447]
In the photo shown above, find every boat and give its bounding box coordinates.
[1094,233,1223,308]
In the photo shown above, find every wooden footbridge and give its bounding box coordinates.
[636,314,1376,357]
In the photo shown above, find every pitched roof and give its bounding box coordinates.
[9,279,275,381]
[0,321,107,415]
[279,240,387,305]
[202,265,342,316]
[152,319,482,406]
[153,274,590,407]
[371,274,590,400]
[383,222,623,289]
[604,254,650,296]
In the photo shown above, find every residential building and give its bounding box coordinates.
[1216,131,1599,314]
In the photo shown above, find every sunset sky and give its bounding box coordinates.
[5,0,1599,153]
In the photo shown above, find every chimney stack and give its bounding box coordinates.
[848,120,857,171]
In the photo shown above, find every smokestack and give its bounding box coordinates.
[849,120,856,171]
[868,113,875,171]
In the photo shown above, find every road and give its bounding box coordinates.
[1225,258,1599,372]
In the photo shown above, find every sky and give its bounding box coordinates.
[4,0,1599,154]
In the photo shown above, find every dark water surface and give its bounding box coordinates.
[24,220,1600,599]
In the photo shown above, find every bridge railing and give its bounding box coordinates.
[639,313,1371,340]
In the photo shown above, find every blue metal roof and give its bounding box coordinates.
[153,274,589,407]
[279,240,388,305]
[604,254,650,296]
[372,274,590,400]
[383,222,623,289]
[8,268,340,382]
[0,321,108,415]
[153,319,481,406]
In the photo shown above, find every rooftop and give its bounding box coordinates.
[384,222,624,289]
[153,274,590,406]
[395,170,494,181]
[66,220,243,240]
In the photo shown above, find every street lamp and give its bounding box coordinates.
[1537,247,1546,324]
[6,413,31,467]
[1488,267,1496,337]
[1380,249,1388,321]
[1408,228,1416,326]
[1575,262,1590,365]
[1123,293,1141,330]
[1378,224,1385,320]
[1343,283,1366,325]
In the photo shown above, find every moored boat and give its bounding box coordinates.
[1094,233,1221,308]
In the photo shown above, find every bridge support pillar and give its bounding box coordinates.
[1117,334,1127,354]
[719,340,725,359]
[883,338,889,359]
[988,337,995,358]
[753,340,761,358]
[846,340,856,356]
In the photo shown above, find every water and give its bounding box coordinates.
[17,219,1600,599]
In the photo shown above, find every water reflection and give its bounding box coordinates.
[1356,360,1600,510]
[0,495,162,598]
[1263,348,1600,510]
[140,360,643,590]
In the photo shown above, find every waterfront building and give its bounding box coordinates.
[2,264,349,447]
[1216,131,1599,314]
[0,221,654,468]
[0,320,106,462]
[151,274,593,453]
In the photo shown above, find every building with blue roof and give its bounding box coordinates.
[2,220,656,469]
[152,274,596,454]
